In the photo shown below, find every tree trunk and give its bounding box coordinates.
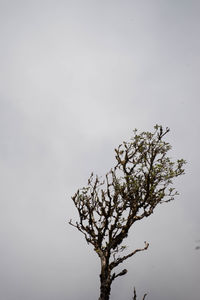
[98,258,112,300]
[98,272,111,300]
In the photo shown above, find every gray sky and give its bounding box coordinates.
[0,0,200,299]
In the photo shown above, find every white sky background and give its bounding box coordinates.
[0,0,200,299]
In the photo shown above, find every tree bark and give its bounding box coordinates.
[98,258,112,300]
[98,275,111,300]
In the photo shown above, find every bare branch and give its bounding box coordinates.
[110,242,149,270]
[111,269,127,282]
[133,287,147,300]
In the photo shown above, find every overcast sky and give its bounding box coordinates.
[0,0,200,299]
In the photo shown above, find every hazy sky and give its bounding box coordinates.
[0,1,200,299]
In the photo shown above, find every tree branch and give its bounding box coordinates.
[133,287,147,300]
[111,269,128,282]
[110,242,149,270]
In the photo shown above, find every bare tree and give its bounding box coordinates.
[69,125,186,300]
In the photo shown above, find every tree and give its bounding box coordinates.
[69,125,186,300]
